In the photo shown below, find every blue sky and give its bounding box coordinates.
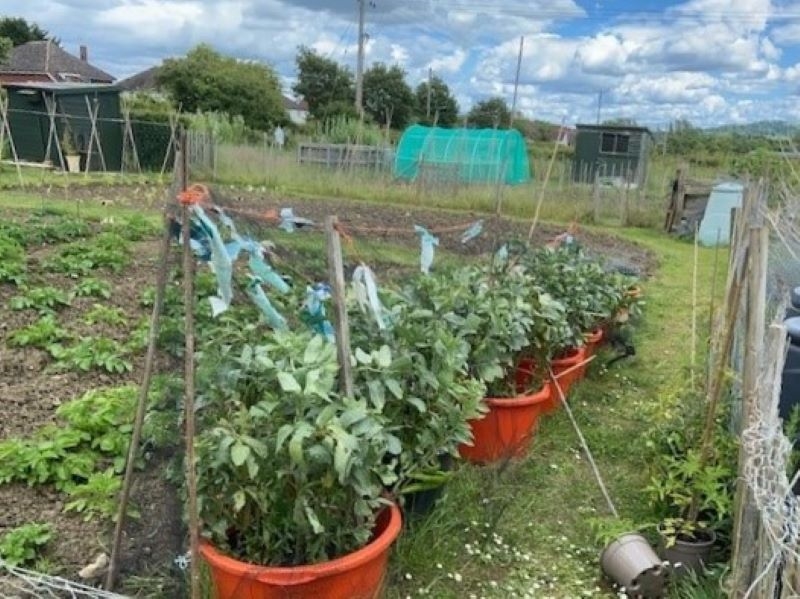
[2,0,800,127]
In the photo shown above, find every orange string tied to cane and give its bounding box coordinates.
[178,184,211,206]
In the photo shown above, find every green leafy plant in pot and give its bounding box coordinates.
[194,330,403,598]
[348,289,485,515]
[403,263,562,462]
[643,387,735,575]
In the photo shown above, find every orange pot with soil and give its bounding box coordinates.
[583,328,604,358]
[458,383,551,464]
[550,346,589,399]
[199,504,402,599]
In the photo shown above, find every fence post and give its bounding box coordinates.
[592,170,601,223]
[730,223,768,597]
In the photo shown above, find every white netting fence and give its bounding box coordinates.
[0,560,128,598]
[735,184,800,597]
[740,326,800,598]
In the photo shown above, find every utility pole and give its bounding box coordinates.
[509,36,524,128]
[426,66,432,119]
[596,89,603,124]
[355,0,366,116]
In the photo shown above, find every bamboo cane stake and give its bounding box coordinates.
[527,120,565,243]
[179,130,201,599]
[691,221,699,390]
[105,214,173,590]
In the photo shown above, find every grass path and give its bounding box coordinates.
[386,229,727,598]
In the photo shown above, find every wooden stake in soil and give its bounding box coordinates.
[325,216,354,397]
[105,213,173,591]
[178,130,202,599]
[527,120,565,243]
[690,221,699,390]
[730,225,768,598]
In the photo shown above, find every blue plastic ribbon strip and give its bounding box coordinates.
[461,220,484,244]
[190,206,234,316]
[246,277,288,330]
[302,284,335,342]
[413,225,439,275]
[279,208,314,233]
[353,264,387,330]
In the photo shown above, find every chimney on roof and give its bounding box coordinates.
[79,45,88,62]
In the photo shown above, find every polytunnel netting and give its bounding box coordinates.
[394,125,531,186]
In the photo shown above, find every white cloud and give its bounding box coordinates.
[2,0,797,126]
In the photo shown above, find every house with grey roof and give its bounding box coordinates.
[0,40,114,85]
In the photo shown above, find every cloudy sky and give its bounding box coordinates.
[3,0,800,127]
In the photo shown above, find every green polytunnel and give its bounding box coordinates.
[394,125,532,185]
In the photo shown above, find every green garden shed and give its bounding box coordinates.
[394,125,531,185]
[571,124,653,186]
[6,82,123,171]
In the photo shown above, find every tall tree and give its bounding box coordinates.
[0,37,10,62]
[414,75,459,127]
[467,97,511,129]
[0,17,49,46]
[362,63,414,129]
[293,46,355,120]
[157,44,286,131]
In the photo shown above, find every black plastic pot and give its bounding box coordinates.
[658,529,716,575]
[402,454,453,518]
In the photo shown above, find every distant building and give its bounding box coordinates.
[5,81,123,171]
[117,66,161,93]
[0,41,114,85]
[571,124,653,186]
[283,96,308,126]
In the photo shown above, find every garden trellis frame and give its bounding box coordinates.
[83,96,108,175]
[0,92,25,186]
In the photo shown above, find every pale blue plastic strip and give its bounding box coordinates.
[191,205,233,316]
[304,284,335,341]
[413,225,440,274]
[353,264,387,330]
[461,220,484,244]
[246,277,288,330]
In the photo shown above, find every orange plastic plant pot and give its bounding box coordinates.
[199,504,402,599]
[583,328,604,358]
[550,345,589,399]
[458,383,551,464]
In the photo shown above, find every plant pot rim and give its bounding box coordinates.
[583,328,603,342]
[599,532,652,558]
[551,345,587,365]
[199,503,402,584]
[657,524,717,548]
[485,382,551,407]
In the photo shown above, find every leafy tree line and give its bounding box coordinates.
[293,47,527,131]
[0,16,51,62]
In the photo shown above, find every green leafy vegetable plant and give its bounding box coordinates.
[0,523,53,567]
[8,315,70,349]
[195,330,397,566]
[72,277,112,299]
[64,468,128,521]
[9,286,72,314]
[0,238,26,286]
[49,337,132,373]
[83,304,127,327]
